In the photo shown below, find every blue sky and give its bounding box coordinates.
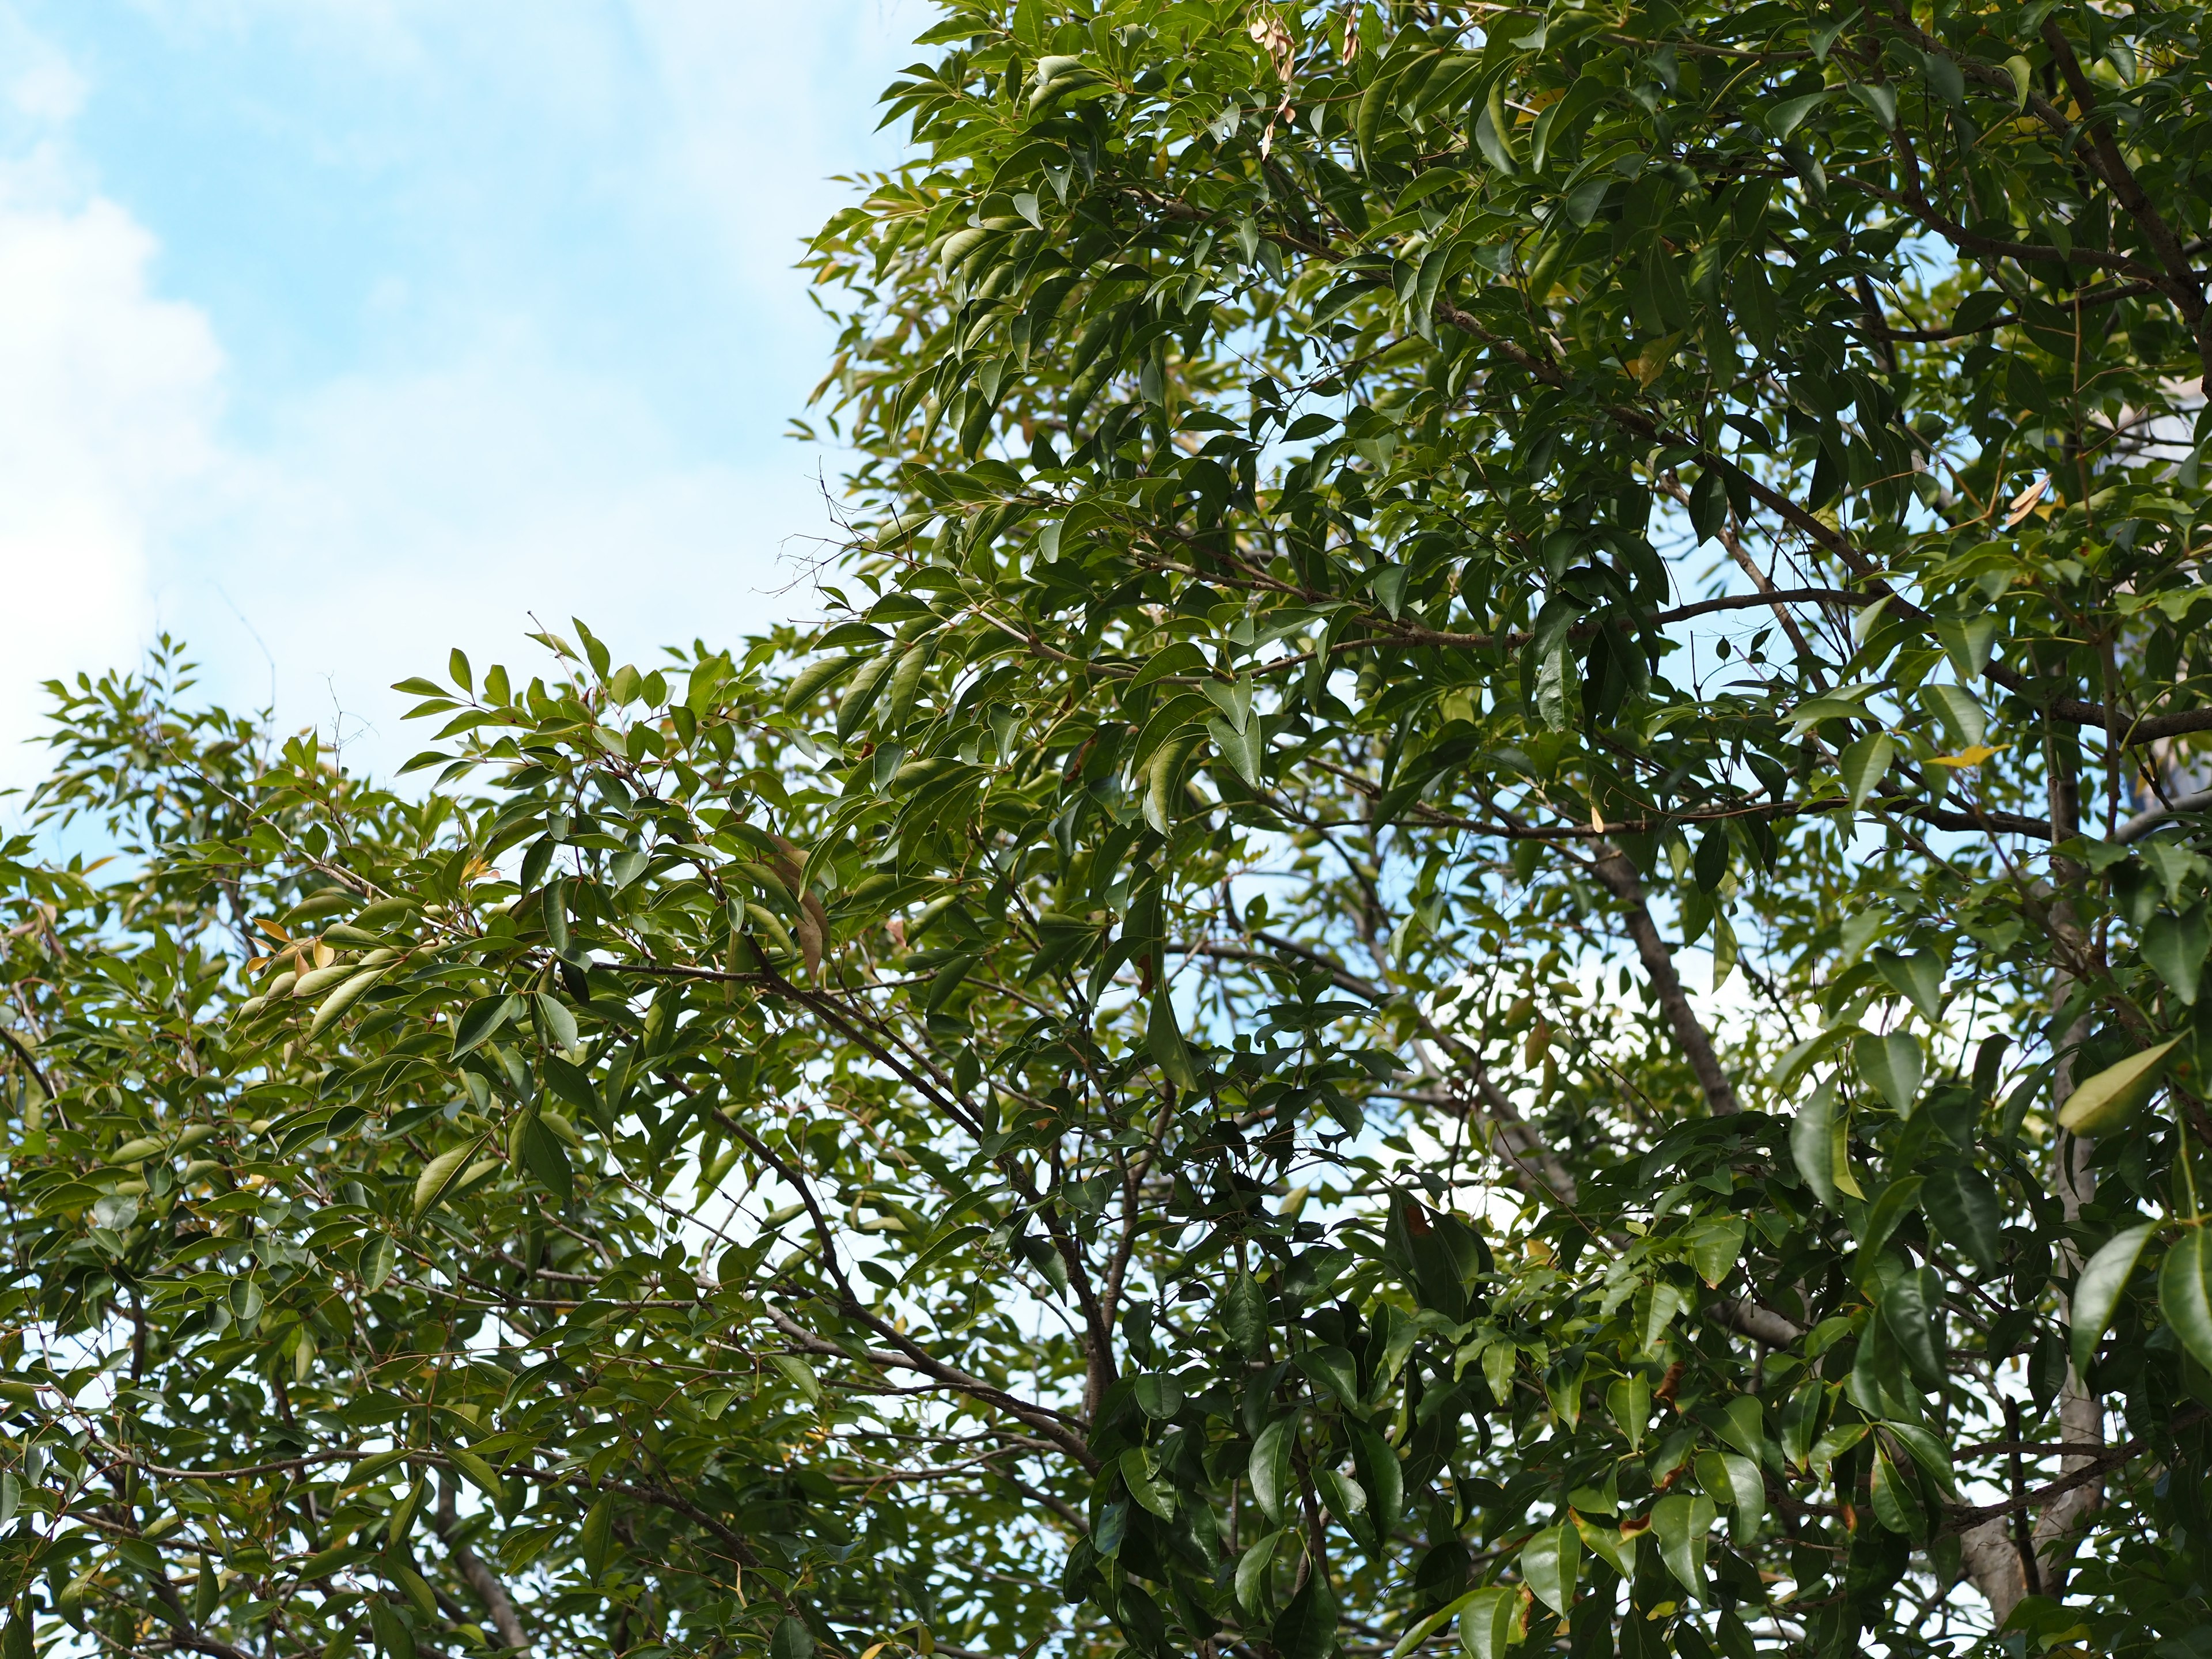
[0,0,933,783]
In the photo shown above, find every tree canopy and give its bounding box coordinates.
[7,3,2212,1658]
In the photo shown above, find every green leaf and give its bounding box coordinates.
[770,1354,822,1404]
[1848,81,1897,128]
[1146,990,1200,1092]
[1121,1446,1177,1518]
[1874,1255,1946,1387]
[1767,90,1831,139]
[1250,1416,1296,1522]
[1236,1530,1283,1616]
[411,1136,489,1222]
[1521,1521,1581,1615]
[1133,1373,1183,1419]
[1923,1165,2003,1273]
[1813,1415,1866,1478]
[1391,1588,1484,1659]
[1572,1511,1637,1581]
[1858,1175,1926,1260]
[510,1109,574,1203]
[2158,1226,2212,1374]
[1717,1396,1765,1463]
[2142,906,2210,1004]
[771,1616,816,1659]
[1839,732,1893,810]
[1457,1585,1518,1659]
[1880,1421,1958,1499]
[1683,1214,1747,1287]
[782,653,860,711]
[451,993,520,1058]
[368,1594,416,1659]
[1650,1492,1715,1598]
[1219,1273,1268,1357]
[1923,684,1986,752]
[1316,1466,1367,1527]
[1351,1423,1403,1541]
[1853,1032,1923,1116]
[1607,1374,1650,1449]
[447,1444,506,1506]
[1474,82,1518,176]
[1936,615,2001,679]
[307,964,393,1040]
[358,1232,396,1292]
[1298,1343,1359,1407]
[1869,1441,1925,1536]
[1715,1452,1765,1537]
[533,990,579,1052]
[1790,1078,1841,1207]
[1873,950,1944,1023]
[1271,1559,1339,1659]
[2058,1038,2180,1136]
[580,1494,615,1580]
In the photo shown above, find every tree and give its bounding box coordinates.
[5,2,2212,1657]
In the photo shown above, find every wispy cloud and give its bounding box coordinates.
[0,0,932,786]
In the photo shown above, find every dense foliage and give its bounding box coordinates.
[7,2,2212,1657]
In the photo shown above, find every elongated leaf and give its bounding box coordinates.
[1457,1585,1518,1659]
[1220,1273,1268,1357]
[1869,1441,1924,1536]
[1521,1521,1581,1615]
[1272,1562,1338,1659]
[1251,1416,1295,1523]
[2158,1226,2212,1374]
[1839,732,1893,810]
[451,993,519,1058]
[1391,1587,1483,1659]
[1791,1078,1840,1207]
[1923,1165,2003,1273]
[1119,1447,1175,1519]
[1236,1529,1283,1615]
[411,1135,488,1222]
[1873,949,1944,1023]
[448,1444,505,1506]
[1684,1214,1747,1287]
[307,964,392,1040]
[1874,1254,1946,1386]
[1650,1493,1714,1598]
[1573,1510,1637,1581]
[1351,1423,1403,1540]
[2143,905,2211,1004]
[1854,1032,1923,1116]
[2059,1039,2180,1136]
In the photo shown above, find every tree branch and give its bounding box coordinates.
[438,1480,528,1653]
[1589,844,1742,1116]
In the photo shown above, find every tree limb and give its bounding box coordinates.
[438,1480,529,1653]
[1589,844,1742,1117]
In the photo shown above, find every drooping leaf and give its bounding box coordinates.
[2058,1039,2181,1137]
[1853,1032,1923,1117]
[2158,1226,2212,1374]
[1521,1521,1581,1616]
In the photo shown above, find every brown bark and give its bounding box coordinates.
[1965,742,2103,1623]
[438,1481,528,1652]
[1590,844,1743,1117]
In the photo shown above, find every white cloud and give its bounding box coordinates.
[0,183,225,783]
[152,329,842,765]
[0,0,935,790]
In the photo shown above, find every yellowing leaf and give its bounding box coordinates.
[2058,1038,2181,1137]
[1926,744,2003,768]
